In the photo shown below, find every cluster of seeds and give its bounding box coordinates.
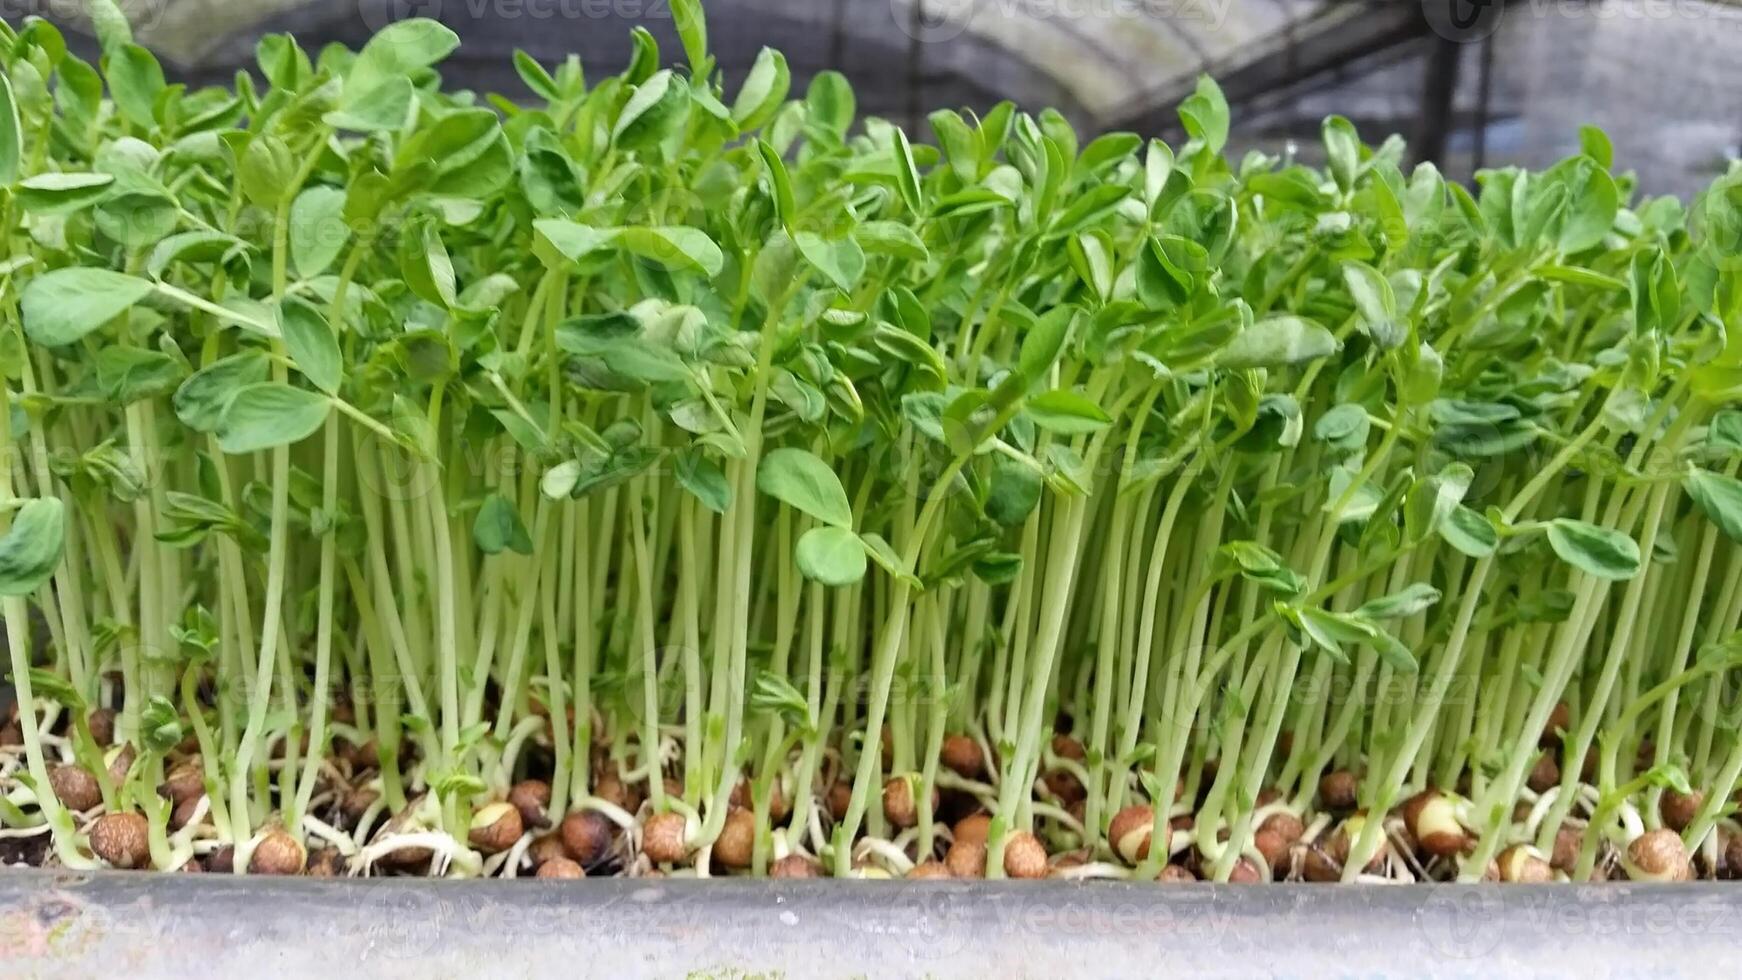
[0,1,1741,882]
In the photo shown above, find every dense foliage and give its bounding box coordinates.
[0,0,1740,882]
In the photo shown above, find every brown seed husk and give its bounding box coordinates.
[1526,753,1560,794]
[206,845,235,874]
[170,794,205,832]
[160,760,204,805]
[1157,864,1197,883]
[90,812,150,870]
[1002,831,1048,879]
[939,734,984,778]
[771,854,822,878]
[536,856,585,879]
[1227,857,1263,884]
[882,776,927,830]
[509,780,552,829]
[826,781,852,822]
[906,859,952,880]
[1551,824,1583,873]
[1402,790,1466,858]
[306,848,346,877]
[642,811,689,864]
[1318,770,1358,812]
[249,830,307,875]
[1543,702,1570,747]
[49,765,102,812]
[1660,789,1703,833]
[1497,844,1553,883]
[87,708,116,748]
[1043,735,1086,803]
[560,809,616,867]
[952,813,992,847]
[1108,804,1158,865]
[1628,828,1691,881]
[1254,828,1290,876]
[714,808,755,870]
[468,801,524,855]
[944,841,986,878]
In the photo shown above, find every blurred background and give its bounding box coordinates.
[13,0,1741,197]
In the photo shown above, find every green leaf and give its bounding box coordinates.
[599,340,690,385]
[95,347,183,404]
[400,220,457,308]
[731,47,789,132]
[1356,584,1442,621]
[1709,412,1742,455]
[1178,76,1228,155]
[1026,390,1111,434]
[1440,504,1498,558]
[344,19,459,108]
[279,301,342,395]
[614,70,691,154]
[21,269,154,347]
[1341,261,1402,349]
[614,227,724,277]
[146,232,246,279]
[1322,115,1361,192]
[795,525,866,586]
[239,135,294,208]
[86,0,135,52]
[1685,468,1742,544]
[1579,125,1613,169]
[853,221,929,263]
[671,0,709,72]
[757,140,797,230]
[0,499,64,597]
[513,51,559,101]
[0,73,21,186]
[891,128,923,213]
[216,383,331,454]
[1018,307,1075,386]
[174,351,270,432]
[16,172,115,215]
[139,696,182,754]
[757,448,852,528]
[108,44,165,130]
[1537,264,1625,291]
[473,494,534,555]
[794,232,865,292]
[674,450,730,514]
[290,186,349,279]
[1217,315,1338,369]
[1546,518,1642,580]
[805,71,856,139]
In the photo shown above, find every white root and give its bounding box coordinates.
[575,795,637,830]
[170,797,212,850]
[1050,861,1130,880]
[853,835,914,875]
[498,830,536,878]
[1030,800,1085,836]
[302,814,359,857]
[351,831,482,878]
